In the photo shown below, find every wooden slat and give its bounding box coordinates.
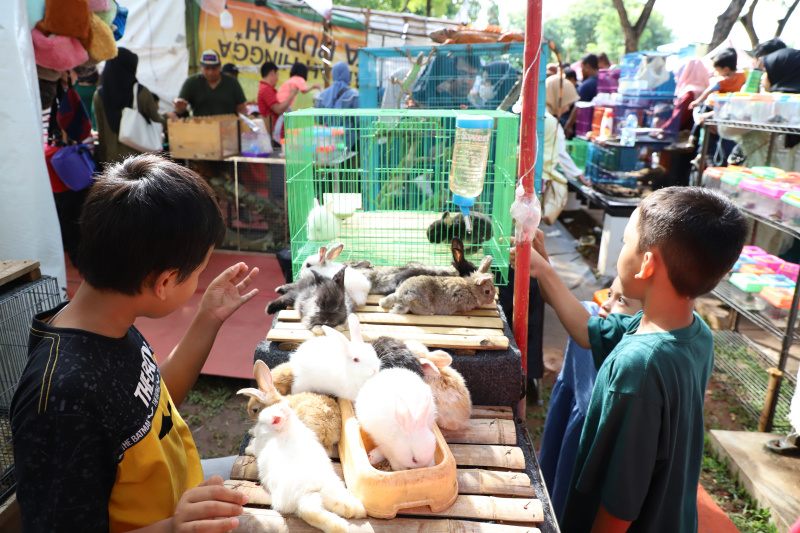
[471,406,515,420]
[355,305,499,318]
[272,322,504,336]
[225,481,542,524]
[0,260,40,287]
[230,457,534,498]
[450,444,526,470]
[276,310,504,329]
[266,328,509,350]
[233,507,541,532]
[442,419,517,445]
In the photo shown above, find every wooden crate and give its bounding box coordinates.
[266,295,510,351]
[168,115,239,160]
[0,260,41,288]
[228,405,544,532]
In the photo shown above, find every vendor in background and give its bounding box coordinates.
[315,62,360,148]
[74,67,99,130]
[545,68,579,129]
[563,54,600,137]
[754,38,787,68]
[257,62,298,145]
[93,48,165,166]
[659,57,710,134]
[597,52,611,70]
[173,50,246,118]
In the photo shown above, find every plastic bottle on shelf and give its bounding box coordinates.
[620,113,638,147]
[450,115,494,232]
[598,108,614,141]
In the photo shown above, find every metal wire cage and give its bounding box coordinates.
[0,276,62,503]
[284,108,519,284]
[358,43,524,110]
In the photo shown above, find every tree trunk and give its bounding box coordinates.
[776,0,800,37]
[610,0,658,54]
[709,0,748,50]
[739,0,760,49]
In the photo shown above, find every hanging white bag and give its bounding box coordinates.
[118,83,163,152]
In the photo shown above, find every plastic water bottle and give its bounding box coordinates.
[620,113,638,147]
[450,115,494,231]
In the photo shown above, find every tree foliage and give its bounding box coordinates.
[338,0,461,18]
[542,0,672,64]
[487,1,500,26]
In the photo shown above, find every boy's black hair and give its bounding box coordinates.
[261,61,278,78]
[289,62,308,80]
[76,154,226,295]
[753,38,786,58]
[581,53,599,71]
[564,67,577,82]
[636,187,747,298]
[713,48,737,71]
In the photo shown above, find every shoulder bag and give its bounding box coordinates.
[119,83,163,153]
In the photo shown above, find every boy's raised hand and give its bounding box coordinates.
[503,230,550,275]
[200,262,260,325]
[171,476,247,533]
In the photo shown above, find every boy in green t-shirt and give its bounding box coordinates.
[523,187,747,533]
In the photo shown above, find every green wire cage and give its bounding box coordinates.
[284,108,520,284]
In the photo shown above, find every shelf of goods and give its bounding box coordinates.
[701,119,800,432]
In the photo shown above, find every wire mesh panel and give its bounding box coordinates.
[359,43,524,110]
[284,109,519,284]
[0,276,62,503]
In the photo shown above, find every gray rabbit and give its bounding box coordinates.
[267,269,350,334]
[343,261,458,294]
[379,256,496,315]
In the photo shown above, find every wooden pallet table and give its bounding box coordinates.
[0,260,41,289]
[227,405,544,532]
[266,295,510,351]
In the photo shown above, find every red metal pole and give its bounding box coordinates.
[513,0,542,380]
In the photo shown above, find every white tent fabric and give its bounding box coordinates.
[117,0,189,110]
[0,0,67,291]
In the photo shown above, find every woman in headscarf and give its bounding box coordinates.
[315,62,359,148]
[659,57,710,133]
[762,48,800,93]
[93,48,164,166]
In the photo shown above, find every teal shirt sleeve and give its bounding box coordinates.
[587,312,638,370]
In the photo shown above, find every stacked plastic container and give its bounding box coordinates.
[597,69,620,94]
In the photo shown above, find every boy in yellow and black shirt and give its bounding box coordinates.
[11,155,259,532]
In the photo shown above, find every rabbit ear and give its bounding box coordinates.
[332,268,346,287]
[322,325,350,351]
[427,350,453,368]
[347,314,362,343]
[314,198,321,209]
[318,246,327,264]
[253,360,275,392]
[415,389,433,426]
[478,256,493,273]
[269,405,290,429]
[237,388,270,404]
[310,270,325,284]
[419,358,440,377]
[395,395,413,432]
[326,243,344,260]
[451,238,465,265]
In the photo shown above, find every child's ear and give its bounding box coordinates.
[152,270,179,300]
[635,251,656,281]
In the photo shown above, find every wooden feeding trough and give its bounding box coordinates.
[266,295,510,352]
[337,398,458,519]
[227,405,545,531]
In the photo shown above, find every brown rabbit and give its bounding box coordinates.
[404,340,472,431]
[238,360,341,456]
[378,256,496,315]
[271,362,294,396]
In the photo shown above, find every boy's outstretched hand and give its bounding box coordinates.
[504,230,550,276]
[200,262,260,325]
[171,476,247,533]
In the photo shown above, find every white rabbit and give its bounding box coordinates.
[405,340,472,431]
[355,367,437,471]
[251,402,366,533]
[290,314,380,401]
[307,199,342,242]
[299,244,371,307]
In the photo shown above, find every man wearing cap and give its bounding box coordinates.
[173,50,246,117]
[222,63,239,78]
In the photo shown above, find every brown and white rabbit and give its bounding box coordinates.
[404,340,472,431]
[250,402,365,533]
[238,360,341,456]
[271,361,294,396]
[379,256,496,315]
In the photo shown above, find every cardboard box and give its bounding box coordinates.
[168,115,239,160]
